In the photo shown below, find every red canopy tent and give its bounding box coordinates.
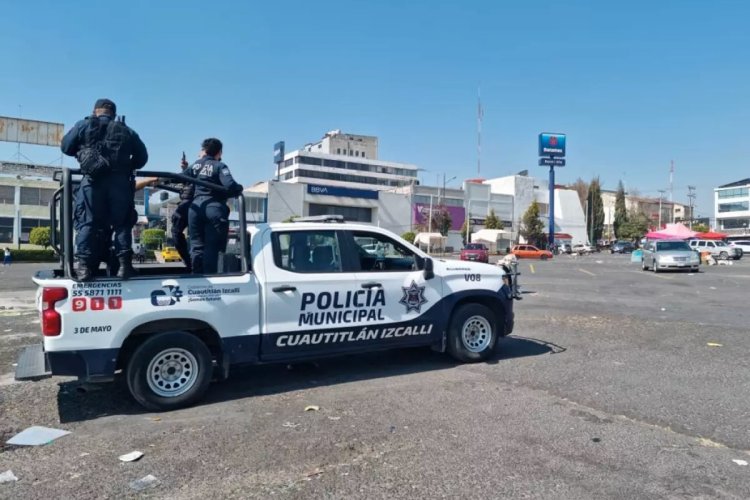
[696,231,728,239]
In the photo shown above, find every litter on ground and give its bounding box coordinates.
[119,451,144,462]
[6,426,70,446]
[0,470,18,483]
[129,474,158,491]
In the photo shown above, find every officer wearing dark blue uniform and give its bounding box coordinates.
[184,138,243,274]
[172,154,194,272]
[61,99,148,281]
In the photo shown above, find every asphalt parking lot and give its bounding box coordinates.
[1,257,749,499]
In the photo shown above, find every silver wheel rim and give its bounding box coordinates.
[146,348,199,398]
[461,315,492,353]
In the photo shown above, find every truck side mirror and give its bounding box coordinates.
[423,257,434,280]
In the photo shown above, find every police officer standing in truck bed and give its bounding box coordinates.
[61,98,148,281]
[184,138,243,274]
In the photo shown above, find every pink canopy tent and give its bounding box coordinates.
[645,223,698,240]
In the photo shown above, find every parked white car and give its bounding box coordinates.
[728,240,750,255]
[687,239,741,260]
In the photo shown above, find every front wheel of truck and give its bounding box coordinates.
[447,303,498,363]
[126,331,213,411]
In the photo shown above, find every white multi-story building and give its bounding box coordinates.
[715,178,750,232]
[277,130,419,191]
[484,174,588,245]
[0,161,149,246]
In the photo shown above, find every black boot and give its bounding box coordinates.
[77,262,94,282]
[116,255,136,280]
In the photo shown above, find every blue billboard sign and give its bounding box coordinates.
[273,141,285,163]
[307,184,379,200]
[538,133,566,158]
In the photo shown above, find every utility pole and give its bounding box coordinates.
[687,186,696,229]
[477,86,483,176]
[587,191,593,245]
[669,160,674,202]
[657,189,666,228]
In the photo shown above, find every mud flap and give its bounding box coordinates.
[15,344,52,381]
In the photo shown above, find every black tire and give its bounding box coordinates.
[126,331,213,411]
[642,259,649,271]
[719,251,728,260]
[653,260,659,273]
[540,255,548,261]
[447,304,497,363]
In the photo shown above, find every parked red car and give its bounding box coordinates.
[460,243,490,263]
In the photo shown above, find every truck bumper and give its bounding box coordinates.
[15,344,118,382]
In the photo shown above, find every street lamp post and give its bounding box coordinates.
[441,174,457,206]
[657,189,666,228]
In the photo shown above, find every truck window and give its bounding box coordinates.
[273,230,342,273]
[350,231,417,272]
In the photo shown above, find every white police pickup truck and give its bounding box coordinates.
[16,169,519,411]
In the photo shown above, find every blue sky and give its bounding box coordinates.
[1,0,748,218]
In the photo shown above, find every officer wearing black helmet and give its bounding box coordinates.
[184,138,243,274]
[61,98,148,281]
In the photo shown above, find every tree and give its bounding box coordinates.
[401,231,416,244]
[141,228,166,250]
[618,210,650,241]
[484,209,504,230]
[460,220,472,243]
[587,177,605,243]
[571,177,588,212]
[520,200,546,248]
[692,223,709,233]
[29,226,51,248]
[613,180,628,239]
[432,207,452,236]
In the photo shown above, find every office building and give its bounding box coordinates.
[714,178,750,233]
[277,130,419,191]
[0,161,146,246]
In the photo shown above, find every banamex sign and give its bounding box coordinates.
[538,133,566,158]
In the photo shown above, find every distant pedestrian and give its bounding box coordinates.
[3,247,11,266]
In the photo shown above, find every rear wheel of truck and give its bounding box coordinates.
[447,304,497,363]
[126,331,213,411]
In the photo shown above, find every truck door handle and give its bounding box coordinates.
[272,285,297,293]
[361,282,382,289]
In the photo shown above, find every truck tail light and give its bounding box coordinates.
[42,287,68,337]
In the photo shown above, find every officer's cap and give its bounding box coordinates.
[93,98,117,115]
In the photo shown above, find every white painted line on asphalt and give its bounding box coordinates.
[628,270,674,280]
[649,273,673,280]
[529,264,536,274]
[578,268,596,276]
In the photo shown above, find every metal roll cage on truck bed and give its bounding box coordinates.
[48,168,249,279]
[17,168,519,411]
